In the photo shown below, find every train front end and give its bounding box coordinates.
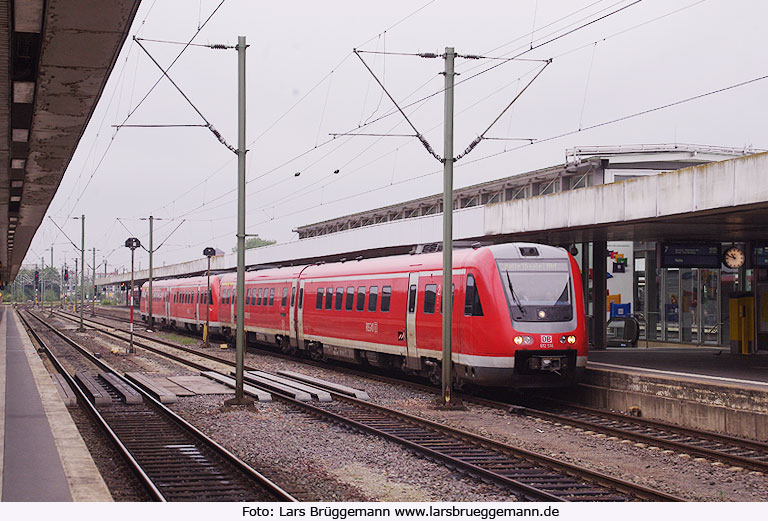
[490,244,587,388]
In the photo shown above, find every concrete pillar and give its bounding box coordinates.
[592,241,607,350]
[646,245,659,341]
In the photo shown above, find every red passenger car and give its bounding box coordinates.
[146,243,586,388]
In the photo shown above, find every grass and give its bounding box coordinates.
[159,331,200,346]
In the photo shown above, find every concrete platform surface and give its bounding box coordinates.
[1,306,111,501]
[589,346,768,387]
[568,345,768,440]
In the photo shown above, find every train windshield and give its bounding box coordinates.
[497,259,572,322]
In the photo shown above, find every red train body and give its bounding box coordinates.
[140,243,587,388]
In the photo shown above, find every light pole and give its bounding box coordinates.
[74,215,85,332]
[125,237,141,354]
[203,247,216,348]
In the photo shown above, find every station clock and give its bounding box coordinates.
[723,246,745,269]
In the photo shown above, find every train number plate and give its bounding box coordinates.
[540,334,553,348]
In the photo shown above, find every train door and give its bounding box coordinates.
[406,273,419,360]
[288,282,298,347]
[164,288,170,322]
[296,280,306,348]
[195,285,201,323]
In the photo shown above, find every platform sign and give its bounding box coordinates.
[658,243,721,268]
[754,245,768,267]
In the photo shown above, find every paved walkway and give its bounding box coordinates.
[1,306,111,501]
[589,345,768,388]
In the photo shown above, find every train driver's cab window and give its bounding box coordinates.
[325,287,333,309]
[423,284,437,314]
[408,284,417,313]
[381,286,391,312]
[316,288,324,309]
[464,274,484,316]
[368,286,379,311]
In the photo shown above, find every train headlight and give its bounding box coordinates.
[560,335,567,344]
[513,335,534,345]
[567,335,576,344]
[514,336,523,345]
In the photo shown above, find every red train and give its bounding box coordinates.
[140,243,587,388]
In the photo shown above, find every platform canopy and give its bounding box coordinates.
[0,0,141,285]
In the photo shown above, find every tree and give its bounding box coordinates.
[231,236,276,253]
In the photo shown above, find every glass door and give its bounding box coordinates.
[699,269,720,344]
[664,268,680,341]
[680,269,698,342]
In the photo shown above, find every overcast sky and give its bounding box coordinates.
[23,0,768,274]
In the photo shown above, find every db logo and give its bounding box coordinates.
[541,335,552,344]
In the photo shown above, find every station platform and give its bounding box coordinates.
[588,345,768,387]
[0,306,111,501]
[558,344,768,441]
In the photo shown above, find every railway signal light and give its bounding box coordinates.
[64,269,68,282]
[34,270,39,288]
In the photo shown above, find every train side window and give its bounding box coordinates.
[281,287,288,306]
[440,284,455,313]
[245,288,251,306]
[316,288,324,309]
[290,287,296,307]
[356,286,366,311]
[423,284,437,314]
[381,286,391,312]
[345,286,354,310]
[257,288,263,306]
[464,274,484,316]
[269,288,275,306]
[408,284,417,313]
[335,288,343,310]
[298,288,304,309]
[325,287,333,309]
[368,286,378,311]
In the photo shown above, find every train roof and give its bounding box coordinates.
[142,243,571,288]
[219,242,569,283]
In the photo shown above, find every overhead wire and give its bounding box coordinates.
[149,0,649,229]
[165,68,768,255]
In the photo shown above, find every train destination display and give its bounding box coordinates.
[658,243,721,268]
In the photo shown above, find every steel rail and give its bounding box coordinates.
[52,309,681,501]
[66,308,768,474]
[22,309,296,502]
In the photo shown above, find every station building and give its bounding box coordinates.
[293,144,764,351]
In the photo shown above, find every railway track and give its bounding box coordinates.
[19,309,295,502]
[76,307,768,474]
[48,308,680,501]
